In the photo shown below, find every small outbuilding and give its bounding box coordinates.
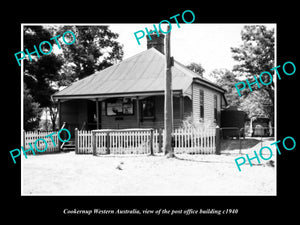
[249,116,273,137]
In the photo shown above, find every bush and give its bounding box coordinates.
[180,114,216,130]
[24,85,42,131]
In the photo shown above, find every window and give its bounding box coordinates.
[106,98,134,116]
[200,90,204,120]
[141,97,155,120]
[123,99,134,115]
[214,94,217,122]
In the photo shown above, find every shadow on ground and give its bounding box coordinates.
[173,155,236,164]
[221,138,260,151]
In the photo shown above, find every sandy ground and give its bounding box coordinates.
[22,138,276,195]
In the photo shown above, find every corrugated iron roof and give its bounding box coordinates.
[53,48,224,99]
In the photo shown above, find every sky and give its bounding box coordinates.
[109,23,276,80]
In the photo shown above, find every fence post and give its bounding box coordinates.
[215,127,221,155]
[239,128,242,154]
[58,131,61,152]
[149,129,154,156]
[92,131,96,156]
[75,128,78,154]
[158,128,162,153]
[106,131,110,154]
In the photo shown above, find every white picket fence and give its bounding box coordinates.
[77,130,93,154]
[172,127,216,154]
[76,129,153,154]
[76,127,217,155]
[23,131,60,154]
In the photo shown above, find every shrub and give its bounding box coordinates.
[180,114,216,130]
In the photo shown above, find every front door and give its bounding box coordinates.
[87,100,101,130]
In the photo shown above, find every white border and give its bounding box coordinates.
[21,23,24,195]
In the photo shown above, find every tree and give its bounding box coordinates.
[24,84,42,131]
[209,68,241,107]
[25,54,64,107]
[239,91,273,120]
[24,26,64,130]
[231,25,275,124]
[23,25,124,130]
[231,26,274,76]
[57,26,124,80]
[186,62,205,77]
[24,26,64,108]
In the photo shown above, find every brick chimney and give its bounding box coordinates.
[146,31,165,54]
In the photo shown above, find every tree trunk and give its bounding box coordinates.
[49,105,58,131]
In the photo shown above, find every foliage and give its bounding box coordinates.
[231,26,274,77]
[231,25,275,104]
[239,91,273,120]
[23,25,124,130]
[230,25,275,124]
[209,68,241,107]
[25,54,64,107]
[24,26,63,131]
[24,84,42,131]
[57,25,124,80]
[181,113,215,129]
[186,62,205,77]
[24,26,64,108]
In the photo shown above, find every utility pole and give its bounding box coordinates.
[163,26,175,158]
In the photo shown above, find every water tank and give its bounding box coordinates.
[221,106,246,138]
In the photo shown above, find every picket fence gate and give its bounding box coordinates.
[76,129,153,155]
[23,131,60,154]
[75,127,218,155]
